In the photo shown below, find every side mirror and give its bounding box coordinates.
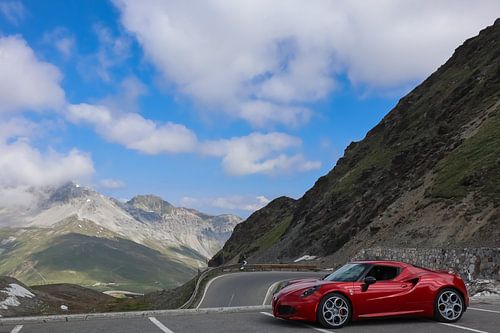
[362,276,376,291]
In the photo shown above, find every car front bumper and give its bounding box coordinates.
[272,292,319,322]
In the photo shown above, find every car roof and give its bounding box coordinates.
[350,260,410,267]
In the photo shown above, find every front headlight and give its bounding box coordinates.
[301,285,320,297]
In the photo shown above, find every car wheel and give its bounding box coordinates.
[317,292,352,328]
[435,288,465,323]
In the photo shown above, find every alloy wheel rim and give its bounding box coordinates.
[438,290,463,321]
[322,296,349,326]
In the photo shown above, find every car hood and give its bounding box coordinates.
[276,278,331,297]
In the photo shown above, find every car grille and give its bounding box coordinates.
[277,305,295,316]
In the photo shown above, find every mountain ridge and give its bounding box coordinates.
[210,19,500,266]
[0,182,242,292]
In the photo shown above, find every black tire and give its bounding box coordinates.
[434,288,465,323]
[317,292,352,329]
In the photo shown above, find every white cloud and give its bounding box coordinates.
[201,132,321,175]
[55,36,75,58]
[239,101,310,128]
[179,195,270,212]
[0,37,92,208]
[114,0,500,126]
[99,179,125,189]
[100,76,148,113]
[0,117,94,194]
[42,27,76,58]
[0,141,94,188]
[0,186,38,208]
[68,103,319,175]
[0,1,25,25]
[0,36,65,113]
[77,24,131,82]
[212,195,270,211]
[0,139,94,208]
[0,117,38,140]
[68,103,198,154]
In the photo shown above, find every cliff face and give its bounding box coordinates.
[210,19,500,266]
[209,196,296,265]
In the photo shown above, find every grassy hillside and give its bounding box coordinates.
[432,105,500,200]
[0,218,197,293]
[31,233,195,293]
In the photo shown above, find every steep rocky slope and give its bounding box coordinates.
[209,197,296,266]
[210,19,500,266]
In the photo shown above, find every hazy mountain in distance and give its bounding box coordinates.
[0,182,241,292]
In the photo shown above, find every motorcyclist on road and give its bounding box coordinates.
[238,253,248,270]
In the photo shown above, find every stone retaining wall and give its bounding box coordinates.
[352,247,499,281]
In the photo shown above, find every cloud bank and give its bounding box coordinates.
[202,132,321,175]
[67,103,320,175]
[68,103,198,154]
[0,36,65,113]
[114,0,500,126]
[0,37,91,208]
[179,195,271,214]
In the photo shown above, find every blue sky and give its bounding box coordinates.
[0,0,498,217]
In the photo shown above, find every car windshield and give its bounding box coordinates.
[323,263,370,282]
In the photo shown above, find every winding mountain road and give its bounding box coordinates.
[197,271,326,308]
[1,271,499,333]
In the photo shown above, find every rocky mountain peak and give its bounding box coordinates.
[44,181,95,206]
[127,195,174,215]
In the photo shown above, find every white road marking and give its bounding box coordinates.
[149,317,175,333]
[10,326,23,333]
[196,274,227,309]
[310,327,335,333]
[263,281,281,305]
[440,323,489,333]
[260,311,276,318]
[228,293,235,307]
[260,312,335,333]
[469,307,500,314]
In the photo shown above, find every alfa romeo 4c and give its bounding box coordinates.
[272,260,468,328]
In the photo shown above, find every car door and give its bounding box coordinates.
[351,265,413,317]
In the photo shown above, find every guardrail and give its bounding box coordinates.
[0,306,273,325]
[179,263,321,309]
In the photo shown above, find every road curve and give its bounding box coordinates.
[197,271,326,308]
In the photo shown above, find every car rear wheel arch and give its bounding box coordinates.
[434,287,466,322]
[436,286,466,309]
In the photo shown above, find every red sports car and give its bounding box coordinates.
[272,260,469,329]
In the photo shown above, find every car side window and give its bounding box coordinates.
[365,265,399,281]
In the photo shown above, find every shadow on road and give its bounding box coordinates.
[261,313,435,330]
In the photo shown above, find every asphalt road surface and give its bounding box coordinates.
[2,304,500,333]
[197,270,326,308]
[1,271,499,333]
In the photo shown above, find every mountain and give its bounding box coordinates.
[210,19,500,266]
[0,183,241,292]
